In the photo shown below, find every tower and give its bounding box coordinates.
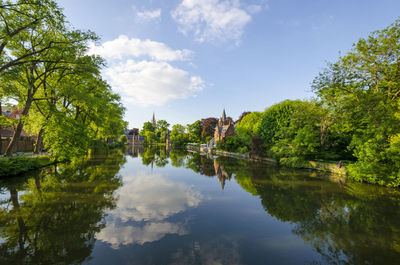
[152,112,156,127]
[222,108,226,123]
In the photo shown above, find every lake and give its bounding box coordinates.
[1,146,400,265]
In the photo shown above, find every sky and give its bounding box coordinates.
[57,0,400,129]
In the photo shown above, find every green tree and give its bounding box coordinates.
[235,111,262,147]
[312,19,400,186]
[187,120,202,142]
[141,121,156,144]
[156,120,170,143]
[170,124,187,147]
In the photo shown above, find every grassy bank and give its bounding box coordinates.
[0,155,55,177]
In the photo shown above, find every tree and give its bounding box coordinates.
[156,120,170,143]
[0,0,69,73]
[170,124,187,147]
[141,122,156,144]
[0,14,98,156]
[312,19,400,186]
[236,111,251,124]
[187,120,202,142]
[235,111,262,147]
[201,117,217,139]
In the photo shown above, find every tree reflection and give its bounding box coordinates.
[139,146,169,168]
[180,153,400,264]
[0,150,126,265]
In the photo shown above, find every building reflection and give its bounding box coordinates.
[126,144,144,157]
[213,159,232,190]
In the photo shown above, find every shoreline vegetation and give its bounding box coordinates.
[0,140,126,177]
[0,155,54,177]
[186,144,347,176]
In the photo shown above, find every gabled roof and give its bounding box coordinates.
[216,123,233,135]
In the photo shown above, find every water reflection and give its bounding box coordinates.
[0,147,400,264]
[0,150,126,265]
[177,153,400,265]
[97,172,203,248]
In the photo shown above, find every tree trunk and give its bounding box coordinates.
[4,93,33,156]
[10,188,28,255]
[0,101,2,151]
[34,128,44,154]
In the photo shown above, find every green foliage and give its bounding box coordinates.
[43,114,91,161]
[187,120,202,142]
[217,136,246,153]
[0,156,53,177]
[170,124,188,147]
[155,120,170,143]
[0,0,126,158]
[258,100,297,147]
[235,111,262,147]
[312,19,400,186]
[0,150,125,263]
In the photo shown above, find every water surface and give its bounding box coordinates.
[1,146,400,264]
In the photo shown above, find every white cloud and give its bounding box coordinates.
[96,173,203,248]
[105,60,204,106]
[89,35,192,61]
[247,4,262,14]
[172,0,267,44]
[136,8,162,22]
[88,36,203,106]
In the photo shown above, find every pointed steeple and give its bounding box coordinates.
[222,108,226,121]
[152,112,156,127]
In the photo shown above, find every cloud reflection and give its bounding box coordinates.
[97,221,187,248]
[97,173,203,248]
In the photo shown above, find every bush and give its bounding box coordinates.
[279,157,310,168]
[0,156,53,177]
[217,136,243,153]
[119,135,127,143]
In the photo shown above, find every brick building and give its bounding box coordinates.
[214,109,236,142]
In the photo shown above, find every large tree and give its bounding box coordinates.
[312,19,400,186]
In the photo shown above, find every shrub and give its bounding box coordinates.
[0,156,53,177]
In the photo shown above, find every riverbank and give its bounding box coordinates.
[187,145,347,176]
[0,154,55,177]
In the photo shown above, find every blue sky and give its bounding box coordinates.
[58,0,400,129]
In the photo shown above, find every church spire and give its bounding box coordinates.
[152,112,156,127]
[222,108,226,121]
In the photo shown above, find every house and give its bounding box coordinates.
[125,128,145,145]
[214,109,236,142]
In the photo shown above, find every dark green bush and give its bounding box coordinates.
[0,156,52,177]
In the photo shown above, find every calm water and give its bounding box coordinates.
[1,146,400,265]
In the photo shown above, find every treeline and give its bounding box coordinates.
[231,19,400,187]
[139,118,218,147]
[0,0,126,160]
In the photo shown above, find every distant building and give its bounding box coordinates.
[132,135,145,146]
[214,109,236,142]
[0,107,33,139]
[125,128,145,145]
[152,112,156,127]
